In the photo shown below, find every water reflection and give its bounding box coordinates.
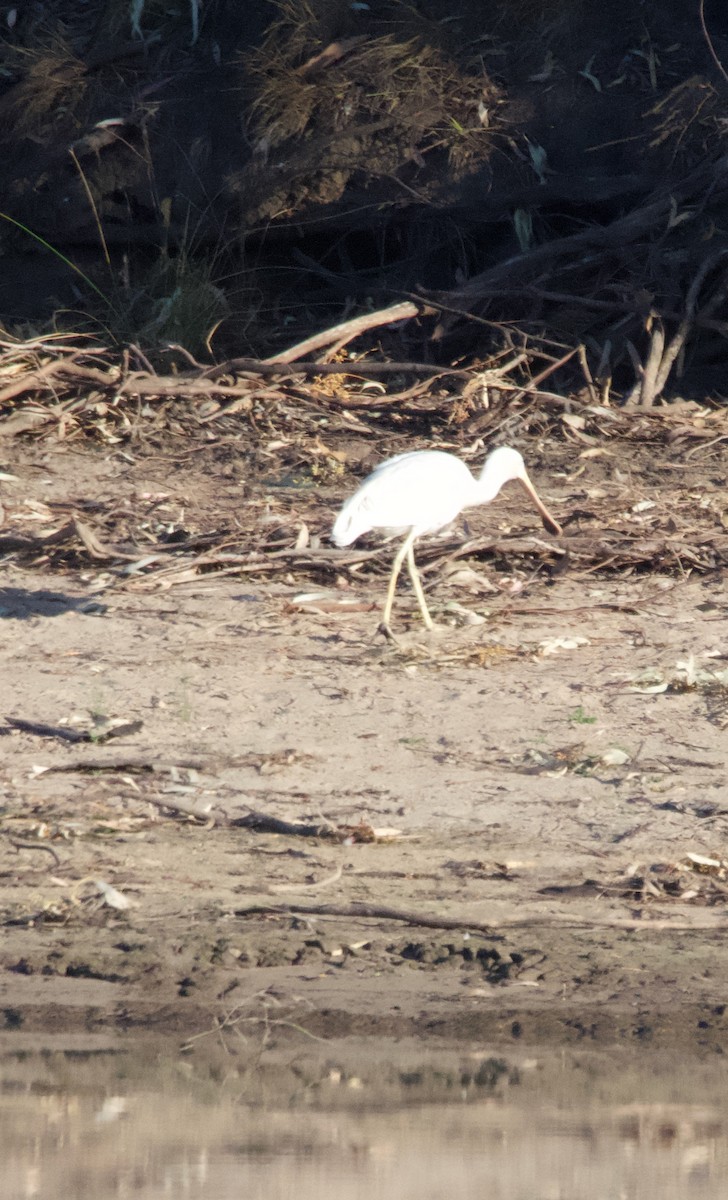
[3,1035,727,1200]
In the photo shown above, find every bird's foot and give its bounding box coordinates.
[377,620,443,644]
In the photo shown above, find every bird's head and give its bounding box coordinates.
[481,446,527,484]
[479,446,562,536]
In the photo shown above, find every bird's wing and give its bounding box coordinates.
[368,451,420,473]
[342,452,467,536]
[368,450,450,475]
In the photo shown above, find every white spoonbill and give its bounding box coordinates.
[332,446,562,631]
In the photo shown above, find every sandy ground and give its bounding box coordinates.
[1,438,728,1055]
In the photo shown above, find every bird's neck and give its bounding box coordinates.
[473,468,506,504]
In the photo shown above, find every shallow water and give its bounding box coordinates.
[3,1035,727,1200]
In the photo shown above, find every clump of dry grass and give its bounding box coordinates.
[0,34,88,142]
[92,246,229,356]
[244,0,501,173]
[647,76,728,160]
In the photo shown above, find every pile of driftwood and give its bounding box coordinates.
[1,0,728,409]
[1,320,726,588]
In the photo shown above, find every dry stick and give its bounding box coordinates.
[506,346,578,404]
[4,359,113,394]
[0,359,68,404]
[0,335,102,353]
[0,357,478,407]
[0,362,475,408]
[235,900,504,934]
[5,717,94,744]
[208,358,473,382]
[623,339,643,398]
[264,301,420,364]
[595,339,613,404]
[120,377,254,399]
[0,368,253,410]
[6,836,61,867]
[231,810,348,840]
[637,315,665,409]
[685,432,728,460]
[122,523,697,583]
[141,797,348,838]
[144,793,224,824]
[608,253,726,409]
[576,344,598,404]
[525,286,624,313]
[654,254,728,397]
[235,900,728,935]
[5,715,142,744]
[41,757,206,774]
[69,148,111,269]
[633,253,728,407]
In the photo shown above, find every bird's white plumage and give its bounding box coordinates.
[331,445,560,631]
[332,447,526,545]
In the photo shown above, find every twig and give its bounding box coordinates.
[508,346,578,404]
[265,302,420,364]
[638,312,665,409]
[684,433,728,459]
[5,836,61,867]
[69,148,111,268]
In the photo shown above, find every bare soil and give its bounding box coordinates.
[1,435,728,1055]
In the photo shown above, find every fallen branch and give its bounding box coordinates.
[625,252,728,407]
[235,900,728,935]
[207,358,472,381]
[40,757,206,775]
[435,153,728,317]
[236,900,504,934]
[5,717,143,744]
[4,717,98,744]
[231,810,338,838]
[264,301,420,364]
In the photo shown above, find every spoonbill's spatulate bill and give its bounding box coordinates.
[332,446,562,631]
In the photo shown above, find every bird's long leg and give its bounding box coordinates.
[382,529,417,630]
[405,542,434,630]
